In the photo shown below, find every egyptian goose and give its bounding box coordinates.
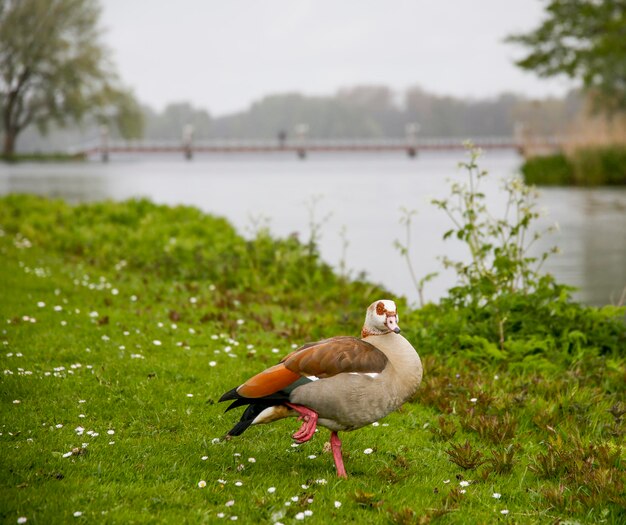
[219,300,423,478]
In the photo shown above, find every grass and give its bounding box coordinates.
[521,145,626,185]
[0,195,624,524]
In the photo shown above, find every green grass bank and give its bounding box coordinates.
[0,195,624,524]
[521,146,626,186]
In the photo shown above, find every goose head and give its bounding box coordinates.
[361,299,400,337]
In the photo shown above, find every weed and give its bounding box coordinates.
[446,440,486,470]
[429,416,457,441]
[487,443,519,474]
[462,412,517,444]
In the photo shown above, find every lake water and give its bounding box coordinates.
[1,151,625,306]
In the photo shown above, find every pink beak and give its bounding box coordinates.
[385,315,401,333]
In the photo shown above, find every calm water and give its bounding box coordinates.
[1,151,625,306]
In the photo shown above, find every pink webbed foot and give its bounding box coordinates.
[285,402,318,443]
[330,431,348,478]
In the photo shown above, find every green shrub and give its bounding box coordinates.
[520,153,572,185]
[571,146,626,185]
[521,146,626,186]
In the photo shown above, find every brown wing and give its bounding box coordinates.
[236,336,388,398]
[281,336,388,378]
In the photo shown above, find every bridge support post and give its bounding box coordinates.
[295,123,309,160]
[405,123,420,159]
[100,125,109,163]
[183,124,194,160]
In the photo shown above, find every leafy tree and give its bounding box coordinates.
[0,0,143,155]
[507,0,626,113]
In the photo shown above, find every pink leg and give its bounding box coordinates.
[330,431,348,479]
[285,403,318,443]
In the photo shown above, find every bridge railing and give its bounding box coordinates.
[74,135,564,160]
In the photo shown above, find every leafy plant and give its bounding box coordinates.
[445,440,485,470]
[432,145,558,304]
[487,444,519,475]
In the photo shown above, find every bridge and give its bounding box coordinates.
[77,136,562,161]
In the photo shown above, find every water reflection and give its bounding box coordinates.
[1,153,625,306]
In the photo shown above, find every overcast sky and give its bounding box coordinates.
[100,0,574,116]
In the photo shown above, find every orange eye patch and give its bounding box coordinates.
[376,302,385,315]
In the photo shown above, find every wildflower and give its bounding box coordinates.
[295,512,305,520]
[501,509,509,515]
[459,481,470,487]
[188,328,196,334]
[443,479,450,484]
[267,487,276,493]
[37,302,45,308]
[248,457,256,463]
[470,398,478,403]
[73,511,82,517]
[187,394,193,398]
[75,426,84,435]
[153,340,162,346]
[198,480,206,488]
[217,479,227,484]
[130,295,137,302]
[54,306,62,312]
[460,489,466,494]
[111,288,119,295]
[230,518,238,522]
[78,414,85,418]
[271,348,279,354]
[201,456,208,460]
[190,297,197,304]
[225,500,234,507]
[301,484,309,489]
[63,451,73,458]
[334,501,342,508]
[315,479,327,485]
[89,311,99,318]
[307,455,316,459]
[13,400,20,404]
[211,438,220,444]
[107,430,114,435]
[18,518,28,524]
[108,441,115,445]
[216,513,225,518]
[372,422,379,427]
[291,496,299,502]
[492,492,501,499]
[55,424,63,429]
[209,361,217,367]
[363,448,373,454]
[235,481,243,486]
[304,510,313,517]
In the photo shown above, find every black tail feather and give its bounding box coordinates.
[227,403,274,436]
[219,386,291,437]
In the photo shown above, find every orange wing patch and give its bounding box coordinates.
[237,363,301,398]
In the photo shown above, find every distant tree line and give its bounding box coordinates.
[15,85,583,152]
